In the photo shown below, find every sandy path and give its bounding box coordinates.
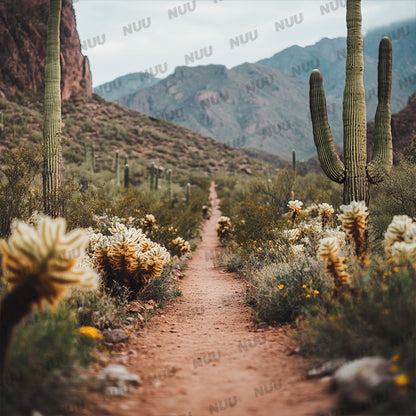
[84,182,337,416]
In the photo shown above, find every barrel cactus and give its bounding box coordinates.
[309,0,392,205]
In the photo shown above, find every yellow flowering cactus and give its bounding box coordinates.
[0,216,98,373]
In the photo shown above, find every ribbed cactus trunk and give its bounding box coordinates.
[43,0,63,217]
[343,0,368,204]
[309,0,392,206]
[292,149,296,172]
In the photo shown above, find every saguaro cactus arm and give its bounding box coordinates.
[367,37,393,184]
[309,69,345,183]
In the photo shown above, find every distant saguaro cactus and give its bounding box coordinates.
[309,0,392,205]
[124,158,129,189]
[42,0,63,217]
[150,162,155,191]
[0,112,4,138]
[186,183,191,206]
[292,149,296,172]
[115,150,120,186]
[167,169,172,201]
[90,145,95,172]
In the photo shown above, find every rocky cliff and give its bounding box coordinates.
[0,0,92,101]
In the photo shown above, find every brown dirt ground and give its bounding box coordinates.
[82,182,339,416]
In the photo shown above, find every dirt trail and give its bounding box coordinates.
[85,182,337,416]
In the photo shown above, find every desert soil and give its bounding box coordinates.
[82,182,338,416]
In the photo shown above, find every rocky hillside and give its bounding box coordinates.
[93,72,160,102]
[0,0,269,180]
[0,0,91,100]
[118,63,318,161]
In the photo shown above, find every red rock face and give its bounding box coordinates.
[0,0,92,101]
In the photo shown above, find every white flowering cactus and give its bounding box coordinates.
[338,201,369,260]
[384,215,416,268]
[89,221,170,297]
[0,217,98,373]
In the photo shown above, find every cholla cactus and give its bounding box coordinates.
[318,203,334,228]
[318,237,350,297]
[143,214,156,231]
[384,215,416,269]
[169,237,191,257]
[217,216,231,240]
[89,223,170,297]
[384,215,415,255]
[0,216,98,373]
[338,201,369,260]
[287,200,303,223]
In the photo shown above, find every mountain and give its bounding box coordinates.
[93,72,161,102]
[258,20,416,121]
[101,19,415,161]
[118,63,319,161]
[0,0,268,181]
[0,0,92,100]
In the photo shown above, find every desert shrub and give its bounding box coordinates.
[246,254,330,324]
[370,158,416,243]
[0,298,97,416]
[0,145,42,236]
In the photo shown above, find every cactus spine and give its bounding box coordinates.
[42,0,63,217]
[309,0,392,205]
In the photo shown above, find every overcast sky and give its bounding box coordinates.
[73,0,416,87]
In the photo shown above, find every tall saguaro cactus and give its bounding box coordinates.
[309,0,392,205]
[43,0,63,217]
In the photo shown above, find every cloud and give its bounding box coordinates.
[73,0,415,86]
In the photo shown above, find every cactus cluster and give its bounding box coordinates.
[168,237,191,257]
[338,200,369,260]
[88,218,170,297]
[287,200,303,224]
[309,0,393,206]
[384,215,416,268]
[318,203,334,228]
[217,216,231,240]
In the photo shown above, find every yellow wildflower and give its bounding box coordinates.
[278,284,284,290]
[391,354,400,363]
[392,267,399,273]
[302,284,307,289]
[78,326,103,340]
[313,290,319,295]
[394,374,409,386]
[306,294,311,298]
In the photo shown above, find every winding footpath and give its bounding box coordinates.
[84,182,337,416]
